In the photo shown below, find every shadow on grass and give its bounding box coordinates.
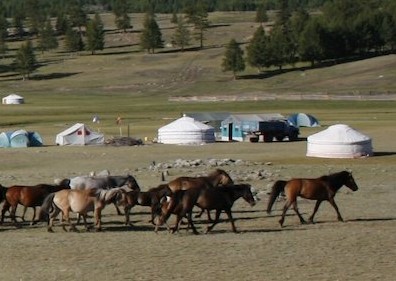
[30,72,81,80]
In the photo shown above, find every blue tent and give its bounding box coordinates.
[0,130,43,147]
[288,113,320,128]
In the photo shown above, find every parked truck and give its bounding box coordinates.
[248,120,299,142]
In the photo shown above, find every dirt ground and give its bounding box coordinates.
[0,136,395,281]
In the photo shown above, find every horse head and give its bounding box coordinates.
[126,175,141,191]
[239,184,256,207]
[344,171,359,191]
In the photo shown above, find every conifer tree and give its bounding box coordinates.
[37,19,58,53]
[86,13,105,55]
[172,16,190,51]
[140,13,163,53]
[222,39,245,79]
[15,40,37,80]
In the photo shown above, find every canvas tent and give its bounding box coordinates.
[306,124,373,158]
[56,123,104,146]
[288,113,320,127]
[2,94,24,104]
[157,116,215,145]
[0,130,43,148]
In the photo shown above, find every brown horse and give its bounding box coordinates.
[165,169,234,221]
[117,184,172,226]
[167,169,234,192]
[266,170,359,227]
[156,183,256,234]
[0,179,71,225]
[39,188,123,232]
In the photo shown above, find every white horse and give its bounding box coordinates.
[69,174,141,216]
[39,187,125,232]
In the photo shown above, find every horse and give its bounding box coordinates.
[165,169,234,221]
[266,170,359,227]
[69,174,141,215]
[167,169,234,193]
[39,187,123,232]
[155,183,256,234]
[0,179,71,226]
[117,184,172,226]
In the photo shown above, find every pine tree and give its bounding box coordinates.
[140,13,163,54]
[222,39,245,79]
[64,27,84,53]
[246,25,270,71]
[172,16,190,51]
[37,19,58,53]
[185,1,209,49]
[86,13,105,55]
[113,0,132,32]
[15,40,37,80]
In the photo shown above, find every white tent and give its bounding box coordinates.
[288,113,320,127]
[56,123,104,146]
[2,94,24,104]
[158,116,215,145]
[306,124,373,158]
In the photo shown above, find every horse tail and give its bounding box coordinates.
[266,180,287,214]
[0,185,7,204]
[38,192,57,222]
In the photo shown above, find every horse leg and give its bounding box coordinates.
[205,209,222,234]
[186,211,199,235]
[64,210,77,232]
[124,205,132,226]
[292,201,306,225]
[10,205,19,226]
[21,206,28,222]
[224,209,238,233]
[114,203,123,215]
[95,207,103,231]
[308,200,323,223]
[0,201,10,224]
[30,207,37,225]
[48,208,60,233]
[279,200,292,227]
[328,198,343,222]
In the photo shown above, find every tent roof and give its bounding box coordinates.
[57,123,88,136]
[288,113,320,127]
[223,113,285,123]
[3,94,24,99]
[308,124,371,144]
[158,116,214,132]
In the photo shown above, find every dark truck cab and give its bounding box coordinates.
[248,120,299,142]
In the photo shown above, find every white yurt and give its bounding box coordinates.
[158,116,215,145]
[2,94,24,104]
[306,124,373,158]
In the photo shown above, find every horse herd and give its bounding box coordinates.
[0,169,359,234]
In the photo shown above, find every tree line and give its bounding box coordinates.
[0,0,395,80]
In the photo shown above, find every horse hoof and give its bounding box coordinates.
[47,228,54,233]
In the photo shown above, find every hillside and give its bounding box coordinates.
[1,12,395,99]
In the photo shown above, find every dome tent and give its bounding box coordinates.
[158,116,215,145]
[288,113,320,127]
[306,124,373,158]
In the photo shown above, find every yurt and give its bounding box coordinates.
[2,94,24,104]
[158,116,215,145]
[306,124,373,158]
[56,123,104,146]
[288,113,320,127]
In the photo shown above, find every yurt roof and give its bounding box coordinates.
[158,116,214,132]
[307,124,371,144]
[4,94,24,99]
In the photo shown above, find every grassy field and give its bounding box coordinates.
[0,11,395,281]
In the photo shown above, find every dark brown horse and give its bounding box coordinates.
[117,184,172,225]
[0,179,71,225]
[266,171,359,227]
[166,169,234,221]
[156,183,256,234]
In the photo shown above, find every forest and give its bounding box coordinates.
[0,0,395,79]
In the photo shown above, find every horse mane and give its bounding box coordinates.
[98,188,123,203]
[322,171,351,189]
